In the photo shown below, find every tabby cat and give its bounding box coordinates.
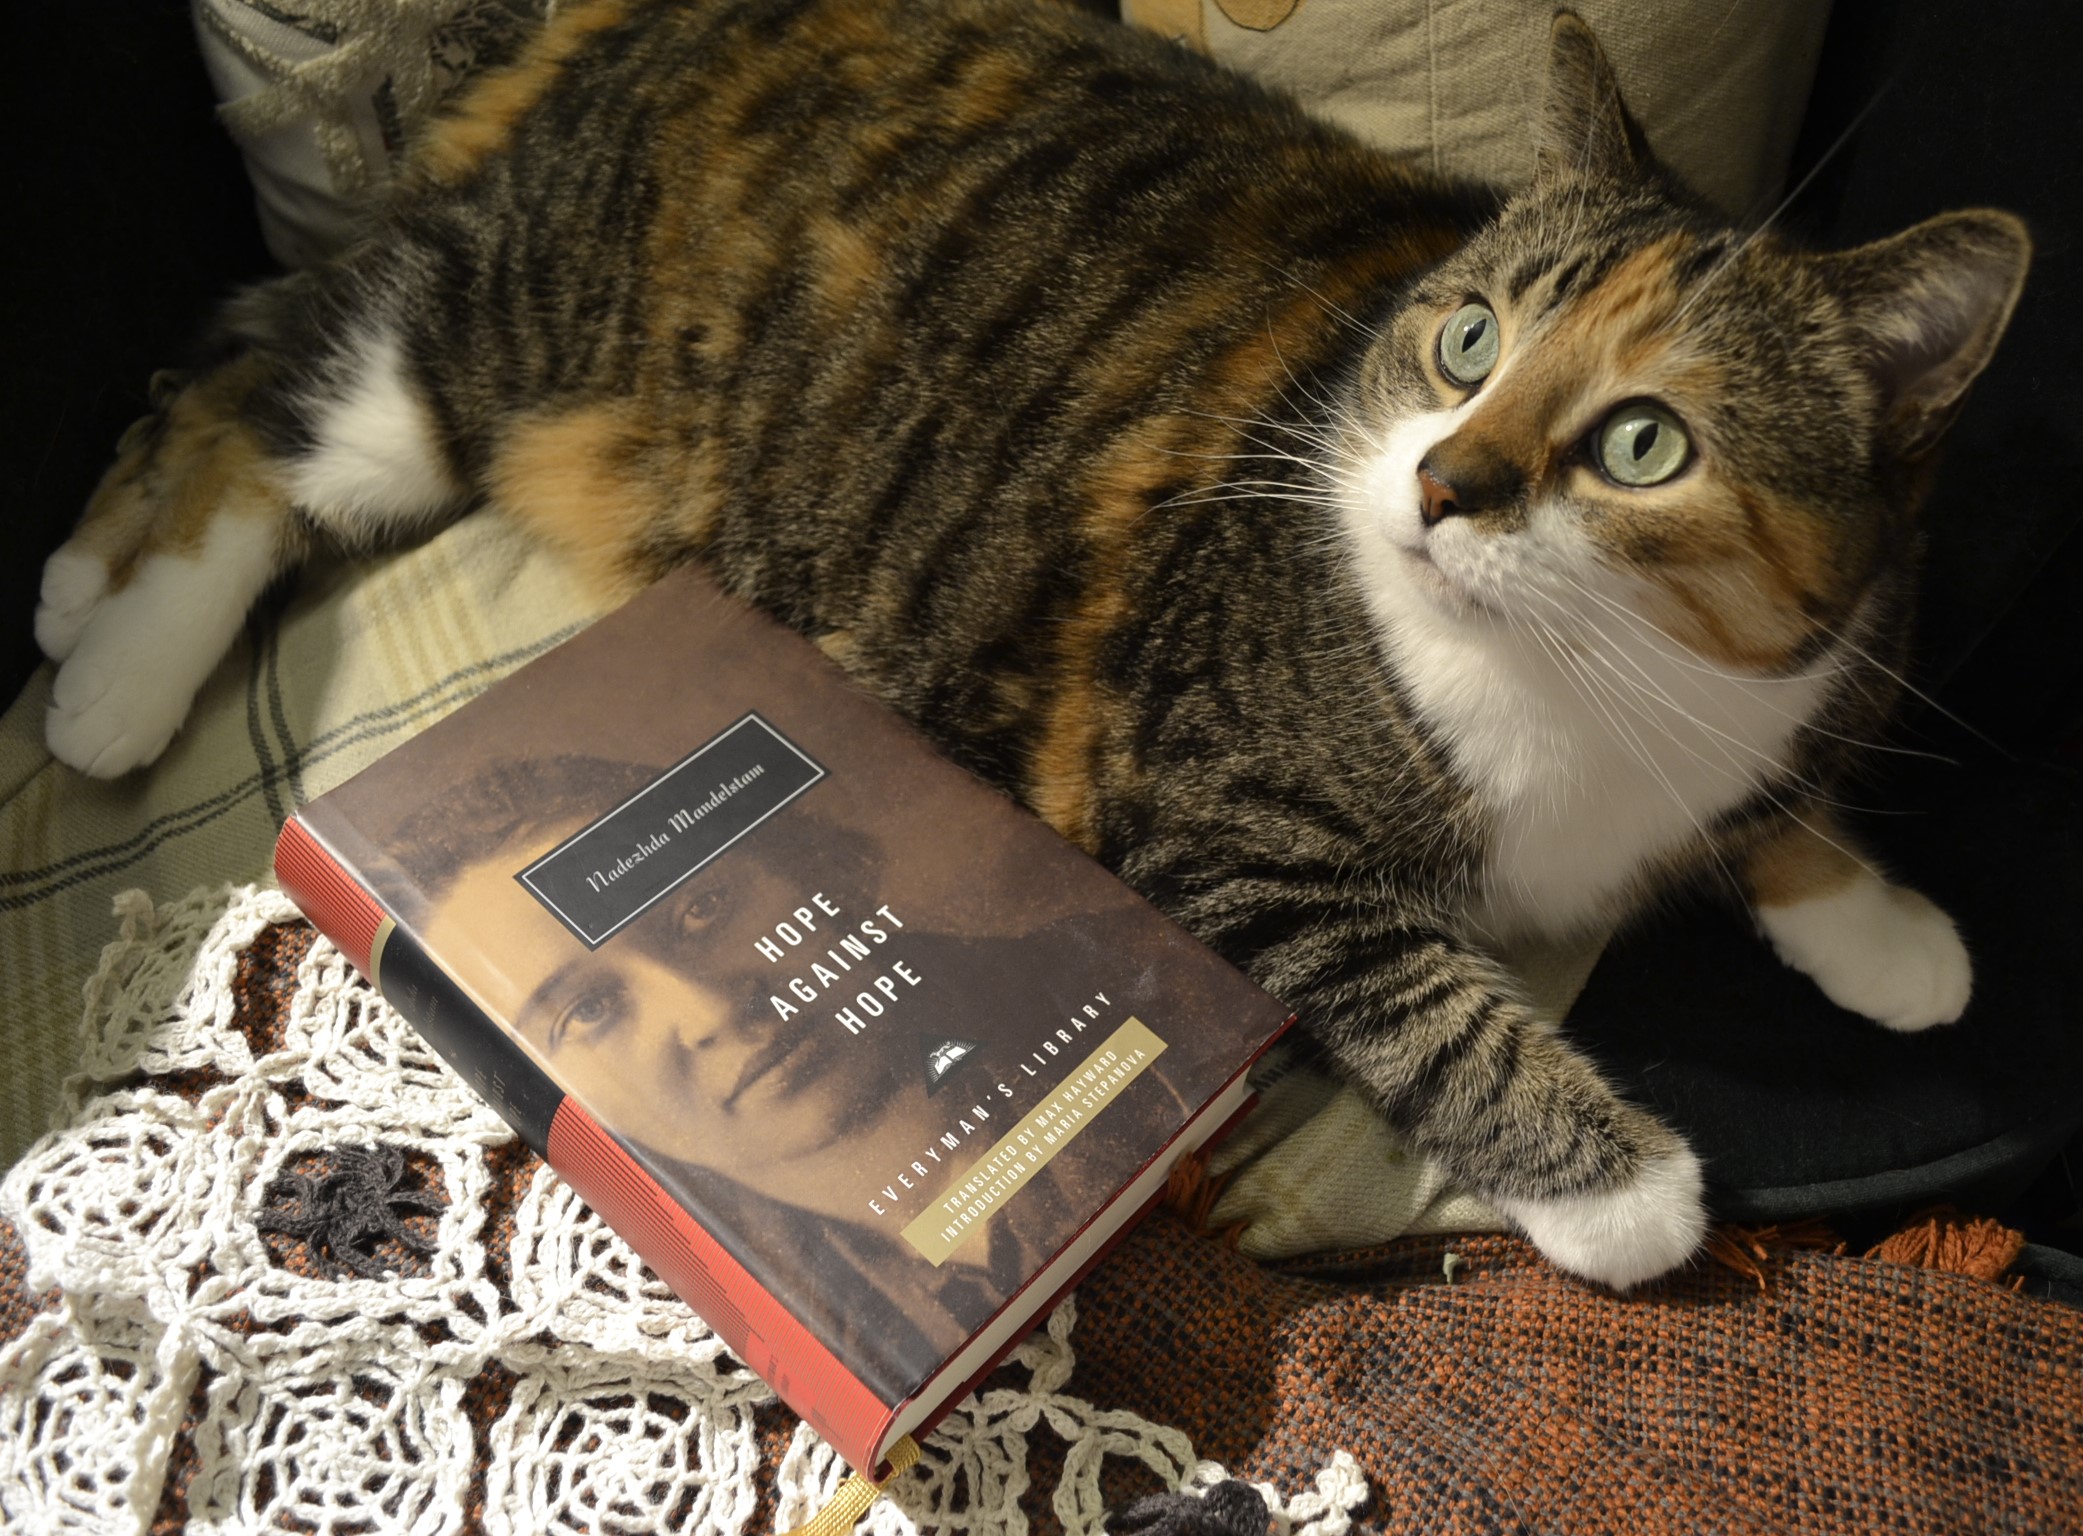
[37,0,2029,1289]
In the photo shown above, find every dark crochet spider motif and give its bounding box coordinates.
[256,1143,444,1280]
[1109,1481,1271,1536]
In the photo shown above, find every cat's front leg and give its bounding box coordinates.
[1746,814,1972,1032]
[38,358,304,777]
[1233,904,1706,1289]
[42,280,464,777]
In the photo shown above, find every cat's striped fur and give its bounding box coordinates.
[40,0,2028,1287]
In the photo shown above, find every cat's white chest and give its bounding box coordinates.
[1378,587,1831,943]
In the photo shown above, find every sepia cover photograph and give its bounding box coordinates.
[275,566,1293,1471]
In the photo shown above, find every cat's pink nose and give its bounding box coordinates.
[1417,466,1460,527]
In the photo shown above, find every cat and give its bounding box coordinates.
[35,0,2028,1291]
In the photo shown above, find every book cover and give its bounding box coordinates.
[273,566,1292,1471]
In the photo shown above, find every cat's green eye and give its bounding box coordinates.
[1596,403,1690,487]
[1438,302,1500,386]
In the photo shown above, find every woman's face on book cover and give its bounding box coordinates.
[425,840,935,1215]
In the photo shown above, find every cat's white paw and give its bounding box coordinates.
[1496,1144,1706,1291]
[47,646,189,778]
[1756,875,1971,1032]
[35,547,111,662]
[44,518,281,777]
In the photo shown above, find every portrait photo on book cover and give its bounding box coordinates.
[367,747,1250,1403]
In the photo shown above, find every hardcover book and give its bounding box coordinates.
[272,565,1293,1473]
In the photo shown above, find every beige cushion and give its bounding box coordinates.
[1123,0,1832,219]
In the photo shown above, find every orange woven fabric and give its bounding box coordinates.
[1066,1220,2083,1534]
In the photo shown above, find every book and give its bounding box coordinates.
[272,564,1293,1473]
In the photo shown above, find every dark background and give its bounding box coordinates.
[3,5,275,706]
[1721,0,2083,1268]
[1779,2,2083,762]
[3,1,2077,1262]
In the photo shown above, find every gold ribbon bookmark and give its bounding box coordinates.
[778,1436,921,1536]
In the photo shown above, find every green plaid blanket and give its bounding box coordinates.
[0,515,611,1166]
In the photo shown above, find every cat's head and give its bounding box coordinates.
[1338,14,2030,678]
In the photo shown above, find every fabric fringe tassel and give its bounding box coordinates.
[1701,1219,1843,1291]
[1864,1207,2027,1286]
[1162,1150,1248,1248]
[1701,1209,2030,1292]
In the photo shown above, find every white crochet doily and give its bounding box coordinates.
[2,885,1368,1536]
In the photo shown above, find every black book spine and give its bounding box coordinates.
[274,813,565,1155]
[369,922,565,1157]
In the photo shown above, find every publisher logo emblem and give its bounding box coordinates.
[920,1035,983,1095]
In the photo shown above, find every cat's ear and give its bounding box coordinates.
[1819,210,2032,459]
[1535,12,1650,185]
